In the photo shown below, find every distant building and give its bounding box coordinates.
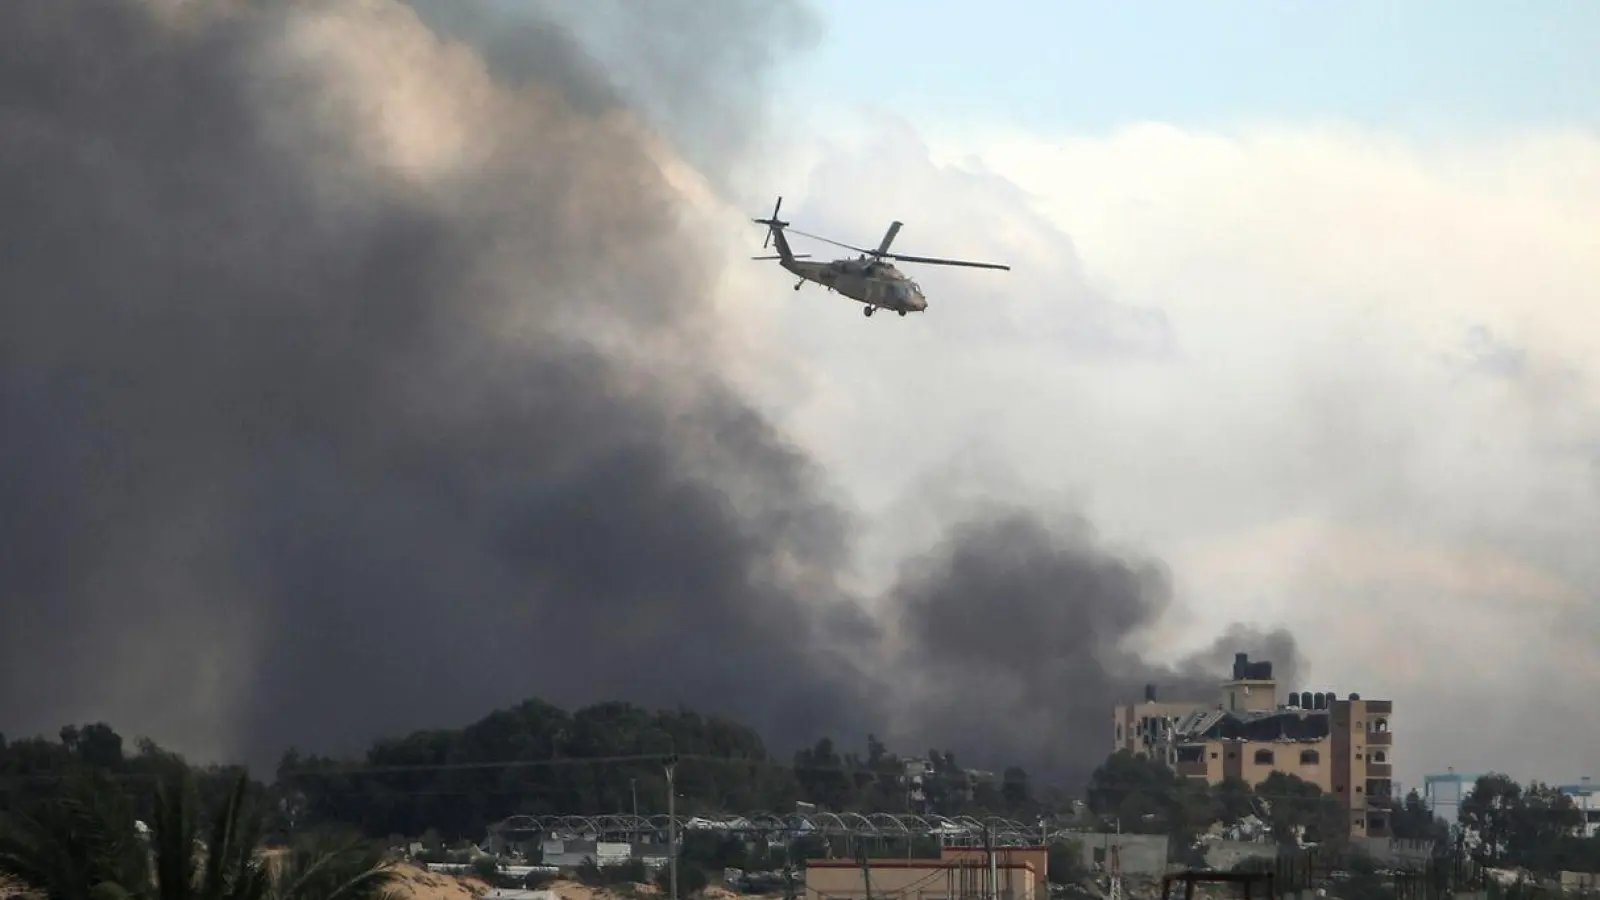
[1111,652,1396,840]
[1557,778,1600,837]
[1422,770,1479,826]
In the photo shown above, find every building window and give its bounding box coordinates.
[1372,750,1387,764]
[1177,746,1204,764]
[1116,724,1123,741]
[1300,749,1320,765]
[1373,718,1389,732]
[1211,752,1219,759]
[1227,751,1237,759]
[1254,749,1275,765]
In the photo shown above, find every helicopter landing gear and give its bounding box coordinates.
[898,310,907,317]
[863,306,874,317]
[794,279,804,291]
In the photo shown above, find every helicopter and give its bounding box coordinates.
[751,196,1010,318]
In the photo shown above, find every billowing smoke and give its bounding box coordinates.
[884,512,1301,782]
[0,0,1298,789]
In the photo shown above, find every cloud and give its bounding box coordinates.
[741,110,1600,786]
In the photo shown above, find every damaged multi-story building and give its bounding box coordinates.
[1111,653,1394,839]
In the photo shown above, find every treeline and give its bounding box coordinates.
[12,702,1600,881]
[1,700,1046,842]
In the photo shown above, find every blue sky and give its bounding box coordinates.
[792,0,1600,136]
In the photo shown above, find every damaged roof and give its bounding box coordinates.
[1176,708,1331,743]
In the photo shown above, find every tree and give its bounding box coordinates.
[1254,772,1343,847]
[1084,750,1189,834]
[1211,777,1256,826]
[0,767,403,900]
[1390,789,1450,849]
[1001,767,1031,810]
[1458,773,1521,866]
[1508,781,1582,873]
[0,768,148,900]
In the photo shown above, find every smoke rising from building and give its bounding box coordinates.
[0,0,1298,787]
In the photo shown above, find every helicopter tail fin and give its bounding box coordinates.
[751,195,795,264]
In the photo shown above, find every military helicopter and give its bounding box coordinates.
[751,196,1010,318]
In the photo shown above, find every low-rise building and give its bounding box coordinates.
[1422,769,1479,826]
[805,859,1037,900]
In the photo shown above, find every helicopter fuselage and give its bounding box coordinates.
[782,257,928,316]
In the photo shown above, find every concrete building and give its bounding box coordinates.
[1422,770,1479,826]
[805,859,1037,900]
[1111,653,1396,840]
[1557,778,1600,837]
[1075,832,1170,877]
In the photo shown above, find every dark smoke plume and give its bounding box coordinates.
[882,512,1301,783]
[0,0,1299,789]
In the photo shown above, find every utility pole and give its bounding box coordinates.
[632,778,640,848]
[984,823,997,900]
[1108,818,1123,900]
[666,754,680,900]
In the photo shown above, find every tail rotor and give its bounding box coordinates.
[753,195,789,249]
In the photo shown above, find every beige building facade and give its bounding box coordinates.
[1110,653,1395,839]
[805,860,1037,900]
[938,846,1049,897]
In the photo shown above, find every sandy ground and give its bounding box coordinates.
[383,866,779,900]
[390,863,494,900]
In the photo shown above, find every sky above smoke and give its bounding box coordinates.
[0,0,1297,790]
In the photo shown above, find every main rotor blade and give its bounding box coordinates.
[876,221,902,255]
[786,227,1011,271]
[787,228,872,255]
[884,252,1011,271]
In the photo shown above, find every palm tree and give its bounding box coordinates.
[0,768,148,900]
[0,768,403,900]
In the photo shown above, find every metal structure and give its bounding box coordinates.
[752,196,1009,319]
[488,812,1056,846]
[1161,871,1277,900]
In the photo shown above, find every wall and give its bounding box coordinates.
[805,860,1036,900]
[539,840,633,868]
[1351,837,1433,870]
[1201,841,1276,871]
[940,846,1049,896]
[1074,833,1169,877]
[1223,680,1278,713]
[1332,698,1395,838]
[1233,740,1333,792]
[1114,701,1210,756]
